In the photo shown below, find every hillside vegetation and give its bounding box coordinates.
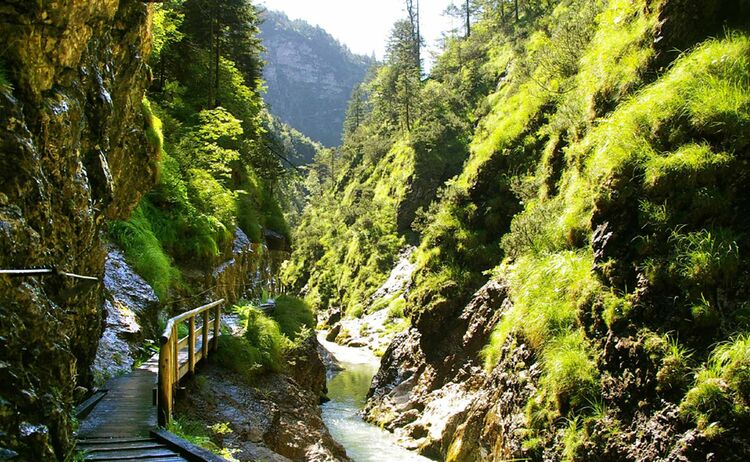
[285,0,750,459]
[110,0,301,302]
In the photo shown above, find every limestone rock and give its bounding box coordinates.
[0,1,155,458]
[90,246,159,385]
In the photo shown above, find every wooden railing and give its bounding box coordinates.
[158,299,224,426]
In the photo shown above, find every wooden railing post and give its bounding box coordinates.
[202,310,210,360]
[158,337,172,427]
[171,324,178,395]
[188,316,196,376]
[213,304,221,351]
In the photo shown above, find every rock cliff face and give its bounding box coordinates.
[0,1,155,459]
[211,228,290,305]
[260,10,374,147]
[91,246,160,386]
[365,280,507,459]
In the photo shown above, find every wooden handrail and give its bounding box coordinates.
[158,299,225,427]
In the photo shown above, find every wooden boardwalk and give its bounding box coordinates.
[77,358,190,461]
[77,335,216,461]
[78,358,160,438]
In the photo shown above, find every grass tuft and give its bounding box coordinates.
[0,60,12,94]
[681,333,750,430]
[108,201,180,301]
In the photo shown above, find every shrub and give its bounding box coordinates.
[540,331,598,410]
[669,228,740,291]
[270,295,315,340]
[655,335,694,394]
[239,306,289,372]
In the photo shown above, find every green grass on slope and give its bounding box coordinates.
[482,252,600,409]
[271,295,315,340]
[681,333,750,434]
[480,30,750,454]
[108,203,181,301]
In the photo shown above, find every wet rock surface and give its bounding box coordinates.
[325,247,417,355]
[91,246,160,385]
[0,1,154,459]
[364,279,507,457]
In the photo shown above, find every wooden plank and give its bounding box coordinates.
[78,438,155,445]
[171,325,178,394]
[178,362,189,380]
[177,336,189,351]
[77,369,158,438]
[151,429,228,462]
[84,447,180,460]
[80,442,166,452]
[158,339,171,427]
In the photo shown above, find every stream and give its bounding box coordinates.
[318,333,432,462]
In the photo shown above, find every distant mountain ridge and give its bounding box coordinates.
[259,10,375,147]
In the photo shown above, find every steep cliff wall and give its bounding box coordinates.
[260,10,374,147]
[0,1,155,459]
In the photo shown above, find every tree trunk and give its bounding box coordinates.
[208,15,215,108]
[214,29,220,108]
[466,0,471,38]
[515,0,519,21]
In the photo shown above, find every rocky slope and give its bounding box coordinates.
[0,1,155,459]
[260,10,374,147]
[286,0,750,460]
[176,335,349,462]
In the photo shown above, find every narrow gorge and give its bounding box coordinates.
[1,1,750,462]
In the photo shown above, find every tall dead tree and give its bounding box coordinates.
[405,0,421,73]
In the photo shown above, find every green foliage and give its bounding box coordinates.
[0,60,13,94]
[270,295,315,340]
[238,306,288,373]
[108,202,180,300]
[669,229,740,291]
[167,418,233,458]
[116,0,290,299]
[152,1,185,62]
[284,3,750,456]
[681,333,750,431]
[562,416,584,462]
[483,252,599,414]
[175,108,243,180]
[654,334,694,394]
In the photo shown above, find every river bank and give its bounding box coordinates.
[318,332,432,462]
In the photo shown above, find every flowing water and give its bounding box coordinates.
[319,334,432,462]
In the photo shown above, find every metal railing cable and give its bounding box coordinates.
[0,267,98,281]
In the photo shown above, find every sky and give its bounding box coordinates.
[259,0,461,65]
